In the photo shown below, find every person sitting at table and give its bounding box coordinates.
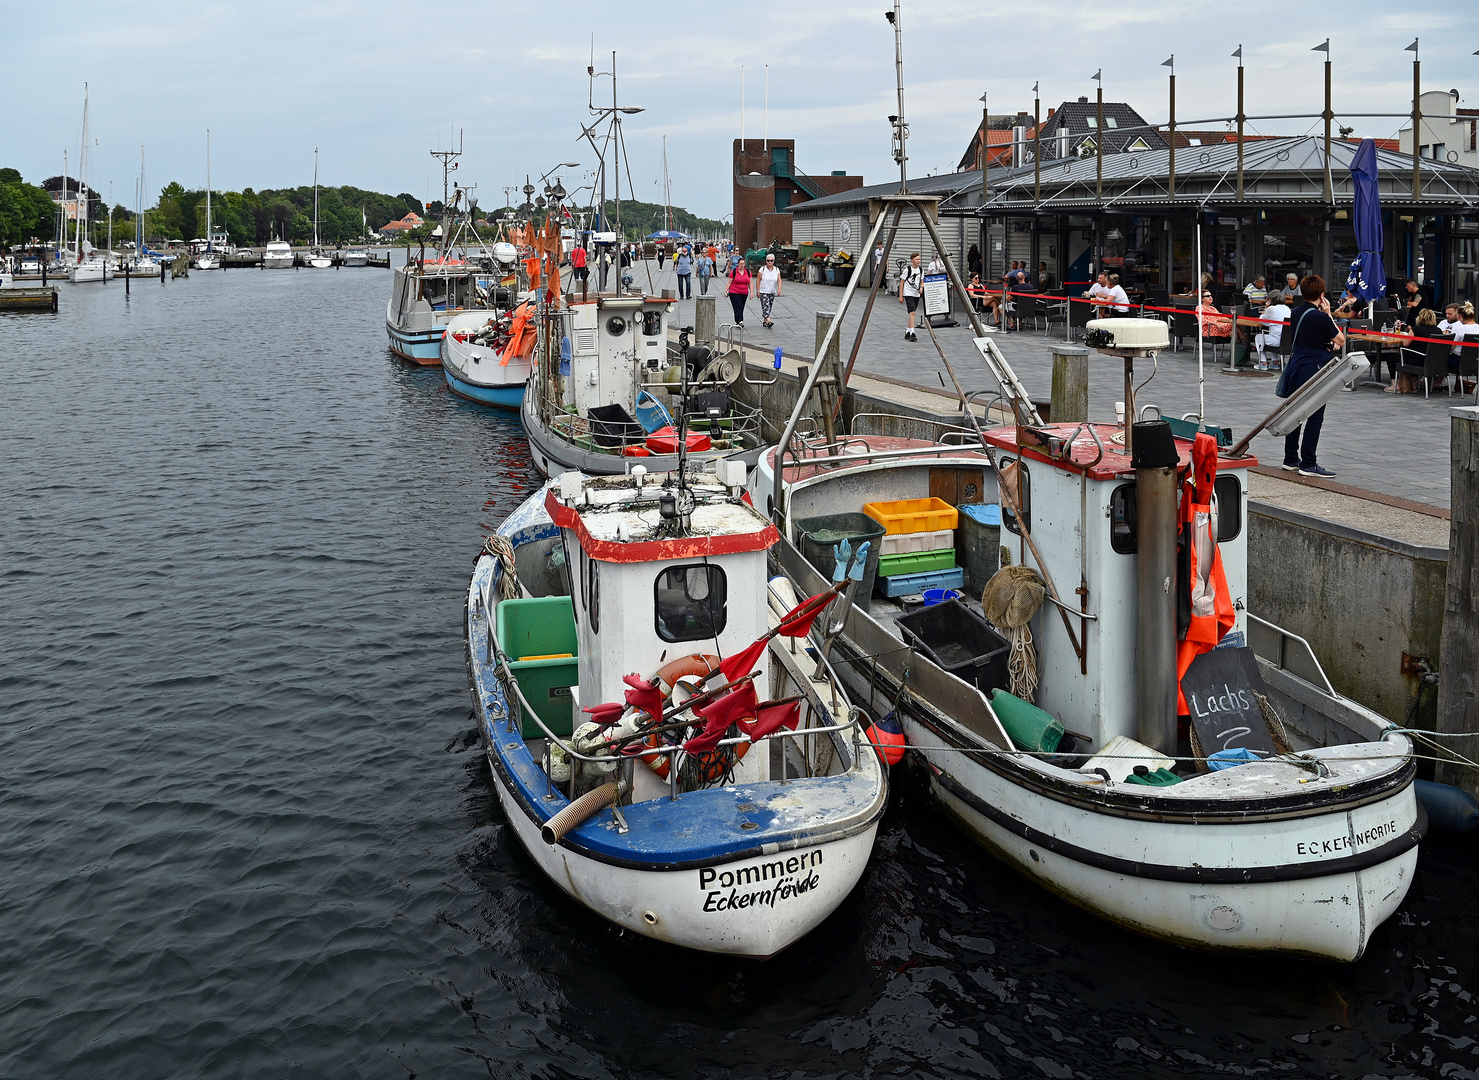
[1243,276,1268,311]
[1332,290,1367,319]
[1388,307,1439,393]
[1197,289,1233,340]
[1439,302,1462,335]
[1276,273,1300,304]
[971,272,1003,321]
[1458,302,1479,393]
[1256,294,1291,370]
[1397,279,1428,325]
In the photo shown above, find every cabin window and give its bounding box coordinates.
[1213,474,1242,542]
[1109,483,1137,554]
[1000,458,1030,535]
[1109,474,1243,553]
[654,564,727,643]
[587,557,601,634]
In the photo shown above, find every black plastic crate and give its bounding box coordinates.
[586,404,643,448]
[896,598,1011,692]
[795,512,885,614]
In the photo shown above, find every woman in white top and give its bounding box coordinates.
[1257,298,1292,369]
[755,253,783,328]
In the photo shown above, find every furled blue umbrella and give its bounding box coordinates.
[1345,138,1385,302]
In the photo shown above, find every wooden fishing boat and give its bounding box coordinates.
[465,464,887,957]
[440,303,534,409]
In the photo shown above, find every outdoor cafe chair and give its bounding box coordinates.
[1067,293,1092,340]
[1397,334,1455,398]
[1458,340,1479,403]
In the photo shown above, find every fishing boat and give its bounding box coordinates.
[387,141,507,364]
[440,294,533,409]
[520,53,762,476]
[754,4,1421,962]
[262,239,294,269]
[465,462,887,957]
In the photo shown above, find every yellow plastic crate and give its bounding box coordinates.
[863,497,959,535]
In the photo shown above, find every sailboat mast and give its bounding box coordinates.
[62,150,68,259]
[206,130,212,251]
[612,52,621,244]
[77,84,88,261]
[313,148,320,250]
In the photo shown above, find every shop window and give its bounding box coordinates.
[655,564,727,643]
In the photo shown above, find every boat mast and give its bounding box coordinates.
[313,147,319,250]
[77,84,89,262]
[206,130,212,252]
[429,131,461,260]
[61,150,68,260]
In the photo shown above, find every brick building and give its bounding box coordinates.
[732,139,862,250]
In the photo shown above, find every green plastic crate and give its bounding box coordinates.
[877,547,955,578]
[496,596,579,738]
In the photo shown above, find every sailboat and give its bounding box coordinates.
[305,149,332,268]
[69,86,110,283]
[340,207,369,266]
[194,130,220,270]
[129,147,161,274]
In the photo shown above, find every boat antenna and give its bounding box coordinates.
[430,130,462,259]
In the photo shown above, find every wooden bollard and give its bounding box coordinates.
[1050,345,1089,424]
[1436,404,1479,796]
[694,295,715,344]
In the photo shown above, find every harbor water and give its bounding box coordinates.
[5,265,1479,1078]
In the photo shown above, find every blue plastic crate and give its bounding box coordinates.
[877,566,965,598]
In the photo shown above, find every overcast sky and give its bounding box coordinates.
[3,2,1474,219]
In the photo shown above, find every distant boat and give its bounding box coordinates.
[68,256,111,283]
[194,130,221,270]
[193,252,220,270]
[262,239,294,269]
[305,149,333,268]
[340,249,369,267]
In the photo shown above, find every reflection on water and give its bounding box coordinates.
[0,266,1476,1079]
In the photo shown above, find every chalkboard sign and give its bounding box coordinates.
[1181,646,1279,761]
[922,272,951,318]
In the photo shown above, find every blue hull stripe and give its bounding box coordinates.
[444,367,525,409]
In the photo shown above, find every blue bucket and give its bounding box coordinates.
[922,587,962,606]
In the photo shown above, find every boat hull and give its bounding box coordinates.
[443,366,524,408]
[341,253,369,267]
[914,737,1420,961]
[386,322,444,364]
[68,265,109,283]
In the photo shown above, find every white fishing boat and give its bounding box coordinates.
[262,239,294,269]
[752,6,1421,961]
[466,463,887,957]
[387,140,508,364]
[440,300,533,409]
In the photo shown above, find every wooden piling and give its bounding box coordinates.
[1436,405,1479,794]
[694,296,715,344]
[1050,345,1090,423]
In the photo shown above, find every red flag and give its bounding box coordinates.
[683,682,759,752]
[623,673,664,720]
[778,591,833,638]
[582,701,626,728]
[718,637,768,683]
[741,700,801,740]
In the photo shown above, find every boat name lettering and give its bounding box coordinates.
[699,851,823,912]
[1296,819,1398,857]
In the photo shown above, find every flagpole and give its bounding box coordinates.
[1409,39,1422,202]
[1163,56,1175,199]
[1312,39,1333,203]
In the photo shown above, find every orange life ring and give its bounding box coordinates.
[639,654,751,782]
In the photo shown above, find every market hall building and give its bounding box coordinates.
[789,126,1479,306]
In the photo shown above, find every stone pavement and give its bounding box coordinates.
[635,259,1459,510]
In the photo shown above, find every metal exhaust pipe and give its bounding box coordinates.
[1133,420,1180,754]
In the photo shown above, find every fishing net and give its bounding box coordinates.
[981,565,1046,703]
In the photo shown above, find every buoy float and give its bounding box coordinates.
[868,710,907,766]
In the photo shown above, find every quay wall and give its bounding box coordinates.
[719,347,1446,729]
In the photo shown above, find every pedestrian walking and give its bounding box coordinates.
[696,250,714,294]
[874,242,888,289]
[1279,274,1343,477]
[727,258,752,326]
[656,244,666,269]
[899,252,923,341]
[675,244,693,299]
[756,253,783,327]
[571,241,589,301]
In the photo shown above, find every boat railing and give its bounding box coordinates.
[778,437,995,485]
[1245,612,1338,698]
[849,413,980,443]
[476,576,865,783]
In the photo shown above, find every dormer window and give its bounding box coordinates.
[1078,137,1098,157]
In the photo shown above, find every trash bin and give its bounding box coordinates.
[586,404,643,448]
[895,598,1010,693]
[957,503,1002,598]
[795,512,886,613]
